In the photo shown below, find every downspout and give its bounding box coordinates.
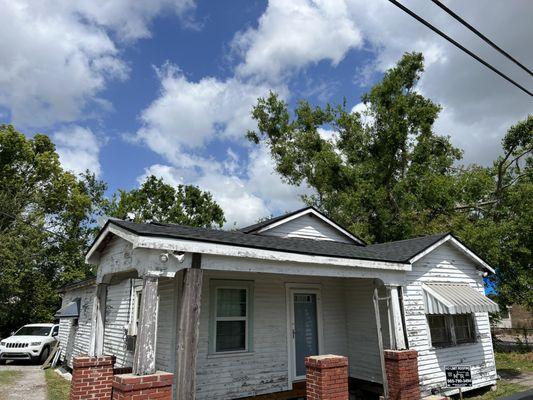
[373,282,389,400]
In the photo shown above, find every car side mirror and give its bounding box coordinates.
[10,331,14,336]
[52,331,58,337]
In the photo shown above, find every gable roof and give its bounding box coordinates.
[238,206,366,245]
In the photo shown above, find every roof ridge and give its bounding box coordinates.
[368,232,449,247]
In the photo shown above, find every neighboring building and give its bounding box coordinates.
[57,206,499,399]
[509,305,533,329]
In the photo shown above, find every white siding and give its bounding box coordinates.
[404,243,497,396]
[259,214,354,244]
[104,279,134,368]
[156,277,177,372]
[345,279,384,384]
[58,284,96,367]
[195,272,350,400]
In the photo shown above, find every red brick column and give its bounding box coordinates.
[305,355,349,400]
[384,350,421,400]
[112,371,174,400]
[69,355,115,400]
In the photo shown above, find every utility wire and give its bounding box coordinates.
[0,209,69,240]
[387,0,533,97]
[430,0,533,77]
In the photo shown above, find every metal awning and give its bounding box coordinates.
[422,283,499,314]
[55,298,81,319]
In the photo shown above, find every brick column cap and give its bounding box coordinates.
[384,349,418,361]
[113,371,174,393]
[305,354,348,369]
[72,355,116,368]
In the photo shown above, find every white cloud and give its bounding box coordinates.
[53,126,102,177]
[0,0,195,128]
[233,0,363,82]
[138,145,308,228]
[135,63,278,163]
[346,0,532,164]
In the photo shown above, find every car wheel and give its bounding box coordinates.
[39,346,50,364]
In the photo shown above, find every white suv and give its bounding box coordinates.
[0,323,59,364]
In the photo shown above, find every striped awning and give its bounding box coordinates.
[422,283,499,314]
[55,298,81,319]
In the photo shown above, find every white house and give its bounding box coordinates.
[57,206,499,399]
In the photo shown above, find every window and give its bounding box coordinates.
[427,314,476,348]
[129,285,143,336]
[210,280,253,354]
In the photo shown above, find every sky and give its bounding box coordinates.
[1,0,531,228]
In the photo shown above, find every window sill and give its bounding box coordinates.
[207,351,255,359]
[431,341,477,350]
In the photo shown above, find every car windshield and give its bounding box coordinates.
[14,326,51,336]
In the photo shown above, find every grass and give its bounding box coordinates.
[495,351,533,374]
[44,368,70,400]
[0,370,22,385]
[464,380,528,400]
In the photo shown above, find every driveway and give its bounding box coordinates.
[0,361,46,400]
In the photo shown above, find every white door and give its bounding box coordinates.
[287,287,322,381]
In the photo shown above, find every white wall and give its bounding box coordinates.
[404,242,497,396]
[258,214,354,244]
[58,284,95,367]
[195,271,351,400]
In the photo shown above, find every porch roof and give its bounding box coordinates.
[108,220,422,264]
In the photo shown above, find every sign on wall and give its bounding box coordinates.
[445,365,472,388]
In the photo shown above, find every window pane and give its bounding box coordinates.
[217,288,247,317]
[454,314,474,344]
[428,315,450,347]
[216,321,246,352]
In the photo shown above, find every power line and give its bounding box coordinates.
[430,0,533,77]
[387,0,533,97]
[0,210,69,240]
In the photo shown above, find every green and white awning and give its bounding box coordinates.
[422,283,499,314]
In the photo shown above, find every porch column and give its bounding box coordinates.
[88,284,107,356]
[175,253,203,400]
[133,274,159,375]
[389,286,406,350]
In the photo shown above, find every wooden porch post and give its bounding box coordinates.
[89,284,107,356]
[389,286,407,350]
[133,274,159,375]
[175,253,203,400]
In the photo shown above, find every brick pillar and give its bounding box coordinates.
[384,350,421,400]
[69,355,115,400]
[112,371,174,400]
[305,354,349,400]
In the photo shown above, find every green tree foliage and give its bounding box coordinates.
[248,53,532,309]
[0,126,225,337]
[0,125,106,337]
[106,175,225,228]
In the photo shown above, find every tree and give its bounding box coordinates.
[0,125,107,337]
[248,53,532,309]
[106,175,225,228]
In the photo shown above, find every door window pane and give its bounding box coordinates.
[216,321,246,352]
[294,293,318,377]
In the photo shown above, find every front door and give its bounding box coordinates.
[288,288,321,380]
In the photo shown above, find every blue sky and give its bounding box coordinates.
[1,0,531,227]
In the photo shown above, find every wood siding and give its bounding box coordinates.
[58,285,96,367]
[345,280,383,383]
[259,214,353,243]
[104,279,134,368]
[404,243,497,395]
[195,272,352,400]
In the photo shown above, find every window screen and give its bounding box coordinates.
[428,315,451,347]
[453,314,475,344]
[215,288,248,352]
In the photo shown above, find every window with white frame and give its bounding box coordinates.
[427,314,476,348]
[129,285,143,336]
[210,280,253,354]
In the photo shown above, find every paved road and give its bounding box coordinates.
[0,361,46,400]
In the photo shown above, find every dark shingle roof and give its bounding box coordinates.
[108,219,448,264]
[238,206,313,233]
